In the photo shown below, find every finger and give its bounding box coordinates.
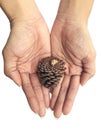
[42,86,50,108]
[30,74,46,117]
[63,76,80,115]
[21,73,39,113]
[54,75,70,118]
[50,78,63,110]
[80,61,96,86]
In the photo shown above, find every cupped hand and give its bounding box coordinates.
[2,16,51,117]
[50,18,96,118]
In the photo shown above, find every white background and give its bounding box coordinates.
[0,0,102,130]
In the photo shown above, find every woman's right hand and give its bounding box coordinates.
[2,0,51,116]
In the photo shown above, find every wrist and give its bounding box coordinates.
[55,13,87,27]
[57,0,94,25]
[0,0,41,21]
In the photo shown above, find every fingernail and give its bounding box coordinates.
[54,114,61,119]
[81,82,86,86]
[45,102,50,108]
[39,113,45,118]
[50,106,54,110]
[39,109,46,117]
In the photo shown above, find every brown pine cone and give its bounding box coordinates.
[37,57,66,89]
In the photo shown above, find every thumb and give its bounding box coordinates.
[3,55,22,86]
[80,60,96,86]
[4,64,22,86]
[80,72,92,86]
[8,70,22,86]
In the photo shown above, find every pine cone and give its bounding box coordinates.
[37,57,66,89]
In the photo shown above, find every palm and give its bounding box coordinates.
[3,18,51,116]
[50,20,96,118]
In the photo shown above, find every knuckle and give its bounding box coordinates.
[70,84,77,90]
[52,93,57,99]
[23,82,31,88]
[34,86,41,92]
[66,97,73,104]
[39,98,44,103]
[57,98,63,106]
[60,86,68,94]
[57,99,62,105]
[27,95,36,101]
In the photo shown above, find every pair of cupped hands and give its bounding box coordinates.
[2,11,96,118]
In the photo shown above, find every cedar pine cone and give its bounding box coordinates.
[37,57,66,89]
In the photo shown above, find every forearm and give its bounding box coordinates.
[0,0,41,21]
[57,0,94,24]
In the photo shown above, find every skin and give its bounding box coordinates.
[0,0,96,118]
[0,0,51,117]
[50,0,96,118]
